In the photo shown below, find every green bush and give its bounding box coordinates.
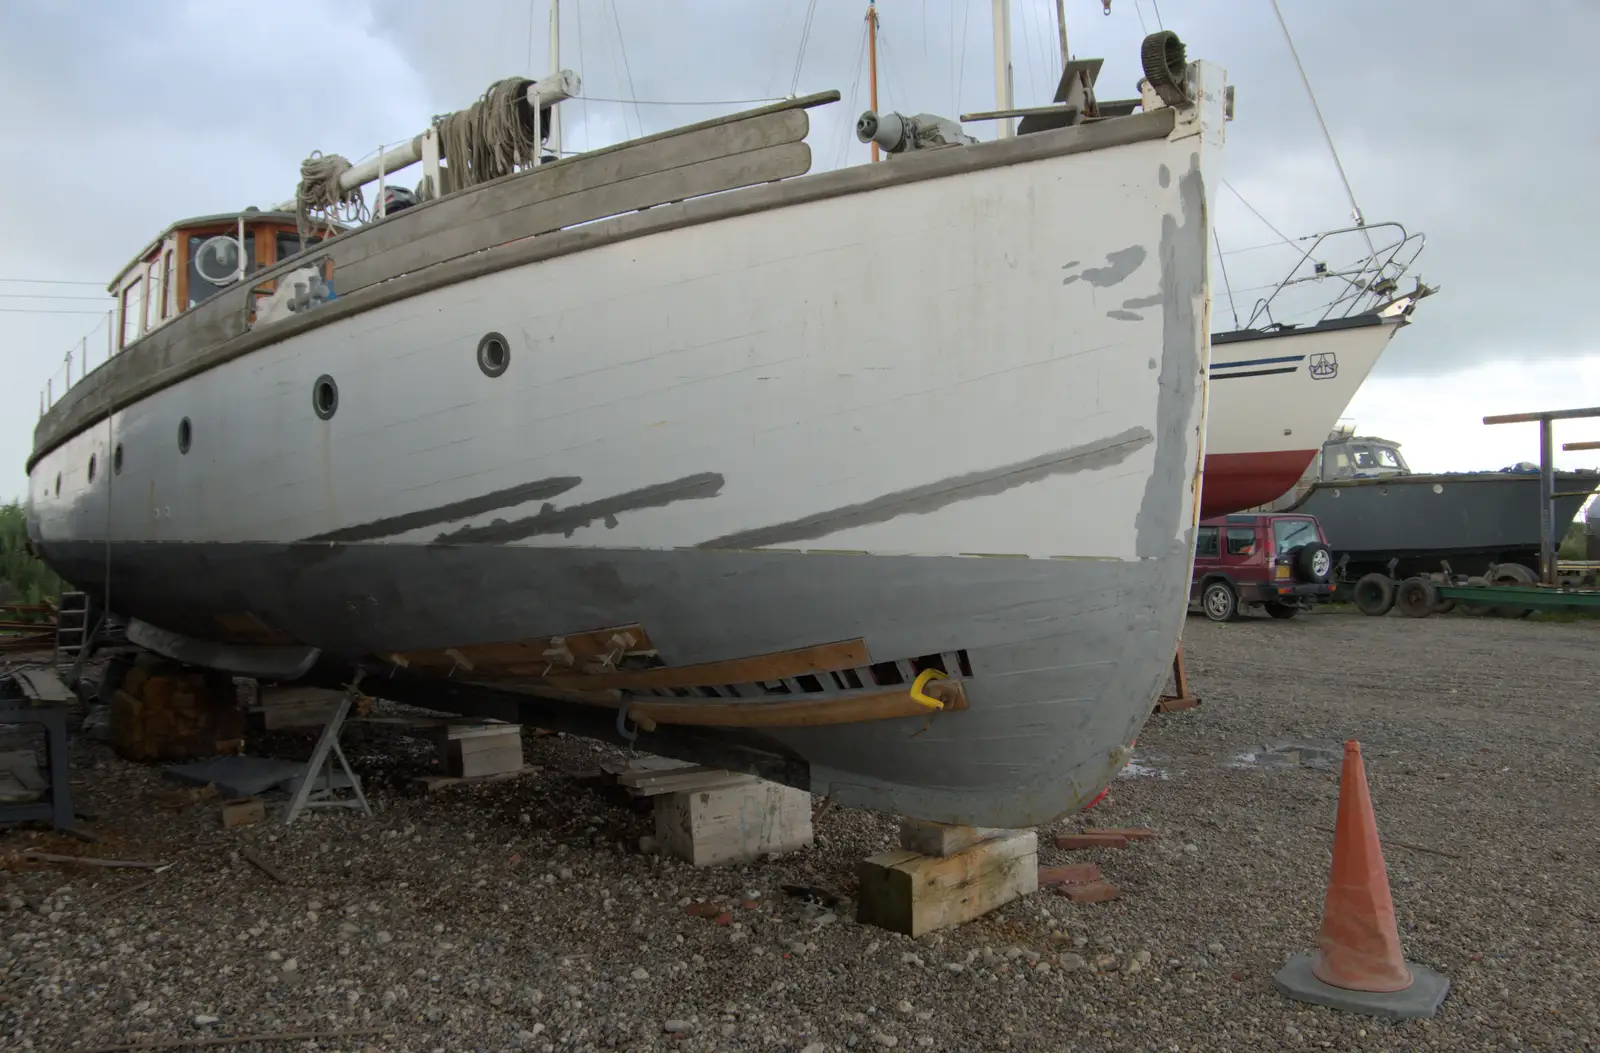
[1560,520,1590,561]
[0,500,62,606]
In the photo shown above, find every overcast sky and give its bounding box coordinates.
[3,0,1598,502]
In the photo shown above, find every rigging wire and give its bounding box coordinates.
[1213,229,1240,330]
[766,0,800,98]
[1223,180,1299,250]
[575,0,590,150]
[1131,0,1148,35]
[955,0,973,119]
[609,0,645,136]
[1150,0,1163,29]
[789,0,821,96]
[833,20,871,170]
[1268,0,1374,254]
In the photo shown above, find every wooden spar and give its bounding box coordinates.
[1055,0,1070,67]
[867,2,880,162]
[992,0,1014,138]
[548,0,563,160]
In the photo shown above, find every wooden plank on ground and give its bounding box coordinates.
[12,667,74,704]
[856,831,1038,937]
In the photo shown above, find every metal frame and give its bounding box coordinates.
[1242,221,1426,331]
[1483,406,1600,584]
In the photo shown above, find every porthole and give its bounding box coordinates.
[476,332,510,378]
[178,417,192,454]
[54,472,61,496]
[114,443,124,475]
[312,374,339,420]
[88,454,97,483]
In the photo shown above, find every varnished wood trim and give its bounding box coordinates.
[625,679,968,728]
[539,638,869,692]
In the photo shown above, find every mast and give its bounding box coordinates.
[548,0,563,160]
[992,0,1014,138]
[1054,0,1069,68]
[867,2,881,162]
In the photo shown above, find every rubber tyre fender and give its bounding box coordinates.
[1201,579,1239,622]
[1140,31,1190,106]
[1395,576,1439,618]
[1352,573,1396,617]
[1293,542,1334,584]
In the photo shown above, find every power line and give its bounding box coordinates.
[0,307,110,316]
[0,293,106,301]
[575,94,787,107]
[0,278,102,286]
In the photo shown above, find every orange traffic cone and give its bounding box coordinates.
[1312,740,1412,991]
[1274,740,1450,1019]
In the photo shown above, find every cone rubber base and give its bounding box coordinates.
[1275,953,1450,1019]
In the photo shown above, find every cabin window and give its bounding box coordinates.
[1195,527,1219,558]
[275,232,320,264]
[1225,527,1257,557]
[145,256,165,327]
[187,233,255,307]
[120,277,144,348]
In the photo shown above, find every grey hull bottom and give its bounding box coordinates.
[42,540,1187,828]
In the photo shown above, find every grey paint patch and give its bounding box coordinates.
[435,473,725,543]
[1134,151,1206,560]
[1159,164,1171,188]
[1106,310,1142,322]
[1122,294,1162,309]
[699,427,1153,551]
[303,475,583,543]
[1061,245,1148,287]
[41,539,1178,828]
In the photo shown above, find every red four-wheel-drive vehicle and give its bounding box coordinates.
[1190,512,1334,622]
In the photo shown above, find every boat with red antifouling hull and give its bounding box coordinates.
[26,35,1229,829]
[1202,223,1433,520]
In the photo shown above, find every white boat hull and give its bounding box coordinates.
[29,97,1223,826]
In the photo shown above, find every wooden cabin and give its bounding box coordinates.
[107,210,329,351]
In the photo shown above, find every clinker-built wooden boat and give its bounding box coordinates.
[27,33,1229,828]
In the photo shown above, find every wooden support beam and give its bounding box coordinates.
[856,830,1037,937]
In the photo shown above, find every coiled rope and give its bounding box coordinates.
[431,77,543,195]
[295,151,367,241]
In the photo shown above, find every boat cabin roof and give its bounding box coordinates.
[108,209,303,291]
[106,209,344,355]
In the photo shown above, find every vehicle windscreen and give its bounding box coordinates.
[1273,517,1319,553]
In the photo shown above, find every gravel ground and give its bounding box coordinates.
[3,608,1598,1052]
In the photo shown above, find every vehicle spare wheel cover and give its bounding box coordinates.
[1312,548,1331,579]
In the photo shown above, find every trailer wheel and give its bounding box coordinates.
[1352,573,1396,616]
[1395,576,1438,618]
